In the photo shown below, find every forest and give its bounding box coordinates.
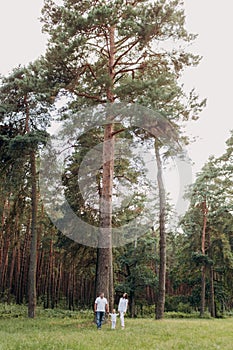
[0,0,232,321]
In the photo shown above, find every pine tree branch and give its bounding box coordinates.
[85,64,97,80]
[113,39,140,69]
[115,35,131,49]
[74,92,105,102]
[115,66,142,76]
[111,128,125,136]
[88,42,109,58]
[114,174,132,182]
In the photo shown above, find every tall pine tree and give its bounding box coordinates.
[40,0,205,312]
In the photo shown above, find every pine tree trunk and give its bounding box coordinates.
[200,199,207,317]
[17,221,30,304]
[37,249,44,298]
[56,262,62,307]
[8,244,17,302]
[44,258,50,309]
[129,290,136,318]
[47,239,55,309]
[0,198,10,293]
[15,241,21,304]
[109,246,114,310]
[36,207,43,302]
[95,25,116,310]
[0,226,10,293]
[209,265,215,317]
[0,232,3,291]
[7,215,19,300]
[96,123,115,308]
[28,151,38,318]
[200,265,206,317]
[155,142,166,320]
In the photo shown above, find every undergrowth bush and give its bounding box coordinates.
[0,303,27,318]
[0,303,94,320]
[0,302,221,321]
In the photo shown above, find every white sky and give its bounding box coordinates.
[182,0,233,174]
[0,0,232,178]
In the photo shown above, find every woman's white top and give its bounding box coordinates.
[118,297,128,313]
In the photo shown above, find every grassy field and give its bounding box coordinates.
[0,307,233,349]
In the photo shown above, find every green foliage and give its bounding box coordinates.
[0,65,52,173]
[191,252,213,267]
[172,131,233,317]
[164,311,201,319]
[62,126,155,230]
[41,0,205,125]
[165,295,192,313]
[7,131,48,154]
[115,232,158,300]
[0,303,28,319]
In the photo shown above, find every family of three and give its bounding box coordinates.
[94,292,128,330]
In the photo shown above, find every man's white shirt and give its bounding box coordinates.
[95,296,108,312]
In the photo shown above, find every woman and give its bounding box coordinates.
[118,292,128,329]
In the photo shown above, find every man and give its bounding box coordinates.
[94,292,109,330]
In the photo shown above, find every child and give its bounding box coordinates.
[109,309,119,329]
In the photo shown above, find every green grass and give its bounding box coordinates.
[0,307,233,349]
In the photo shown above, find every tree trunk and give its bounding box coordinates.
[17,220,30,304]
[44,258,50,309]
[0,226,10,293]
[55,262,62,308]
[15,241,21,304]
[96,122,115,309]
[200,199,207,317]
[109,246,114,310]
[209,265,215,317]
[200,265,206,317]
[95,25,116,310]
[37,249,44,299]
[155,142,166,320]
[28,150,38,318]
[8,244,17,302]
[0,198,10,293]
[129,290,136,318]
